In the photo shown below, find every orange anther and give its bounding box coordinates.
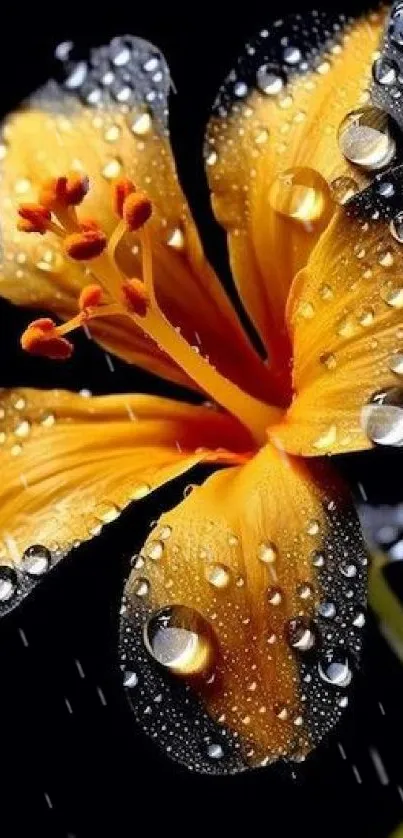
[79,284,103,311]
[122,278,150,317]
[123,192,152,231]
[17,203,51,234]
[21,319,73,360]
[64,226,107,260]
[39,172,89,210]
[65,172,89,205]
[112,177,136,217]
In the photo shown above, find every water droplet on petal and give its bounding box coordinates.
[353,612,366,628]
[381,282,403,308]
[372,56,398,86]
[320,352,337,371]
[297,582,314,600]
[144,605,217,676]
[258,541,278,564]
[207,743,224,760]
[307,519,320,536]
[166,227,185,250]
[21,544,51,577]
[285,617,316,651]
[268,166,331,225]
[101,157,122,180]
[256,64,284,95]
[318,655,352,688]
[205,563,231,589]
[311,550,326,568]
[132,577,150,598]
[130,112,152,136]
[390,4,403,49]
[104,124,121,143]
[267,586,283,606]
[340,561,357,578]
[14,420,31,439]
[0,566,17,602]
[123,670,138,688]
[330,176,359,205]
[390,211,403,243]
[338,108,396,171]
[389,353,403,375]
[146,540,164,561]
[283,46,302,65]
[361,388,403,446]
[318,601,336,619]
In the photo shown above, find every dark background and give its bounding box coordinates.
[1,3,403,836]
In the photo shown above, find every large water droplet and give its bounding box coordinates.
[144,605,217,676]
[285,617,316,652]
[380,283,403,308]
[390,211,403,244]
[361,388,403,446]
[205,563,231,589]
[256,64,284,95]
[389,353,403,375]
[390,4,403,49]
[318,655,352,688]
[0,566,17,602]
[21,544,51,577]
[132,577,151,598]
[258,541,278,564]
[372,56,398,86]
[268,167,331,225]
[338,108,396,171]
[329,176,359,205]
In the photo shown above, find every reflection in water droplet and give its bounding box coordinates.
[123,670,138,688]
[297,582,314,600]
[307,519,320,536]
[381,283,403,309]
[285,617,316,651]
[268,167,331,225]
[283,46,302,65]
[318,601,336,619]
[372,56,398,86]
[390,212,403,244]
[0,566,17,602]
[207,743,224,760]
[101,157,122,180]
[21,544,51,577]
[361,388,403,446]
[205,563,231,589]
[340,561,357,578]
[130,112,152,136]
[14,420,31,438]
[318,657,352,688]
[143,605,216,676]
[132,577,150,598]
[330,176,359,205]
[312,550,325,568]
[338,108,396,171]
[258,541,278,564]
[146,540,164,561]
[256,64,284,95]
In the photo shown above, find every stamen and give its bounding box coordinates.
[112,177,136,217]
[21,318,73,360]
[16,170,280,442]
[123,192,153,231]
[64,224,107,260]
[122,278,150,316]
[17,203,51,234]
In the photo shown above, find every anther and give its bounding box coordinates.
[123,192,152,231]
[40,173,89,210]
[64,223,107,260]
[17,203,51,234]
[112,177,136,217]
[79,284,103,312]
[21,318,73,360]
[122,278,150,316]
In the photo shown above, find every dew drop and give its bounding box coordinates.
[131,482,151,500]
[285,617,316,651]
[268,166,331,225]
[205,563,231,590]
[338,108,396,170]
[307,519,320,536]
[390,4,403,49]
[340,561,357,578]
[21,544,51,577]
[318,656,352,688]
[320,352,337,371]
[258,541,278,564]
[297,582,314,600]
[101,157,122,180]
[256,64,284,95]
[207,743,224,760]
[361,388,403,446]
[166,227,185,250]
[159,525,172,540]
[372,56,398,86]
[283,46,302,65]
[146,540,164,561]
[311,550,325,568]
[0,566,17,602]
[130,112,152,136]
[381,284,403,308]
[389,353,403,375]
[390,211,403,244]
[104,124,121,143]
[143,605,217,676]
[353,612,366,628]
[318,601,336,619]
[267,586,283,606]
[330,176,359,206]
[40,412,55,428]
[123,670,138,688]
[14,420,30,439]
[234,81,248,98]
[132,576,150,598]
[274,703,289,720]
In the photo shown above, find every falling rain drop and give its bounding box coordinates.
[338,108,396,170]
[143,605,217,676]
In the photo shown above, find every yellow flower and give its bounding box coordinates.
[0,7,400,771]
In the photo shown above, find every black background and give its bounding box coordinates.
[1,3,403,836]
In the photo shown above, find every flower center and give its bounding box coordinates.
[17,173,281,445]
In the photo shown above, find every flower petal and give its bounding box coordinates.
[0,36,274,402]
[205,8,386,387]
[271,166,403,455]
[121,443,366,773]
[0,388,250,614]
